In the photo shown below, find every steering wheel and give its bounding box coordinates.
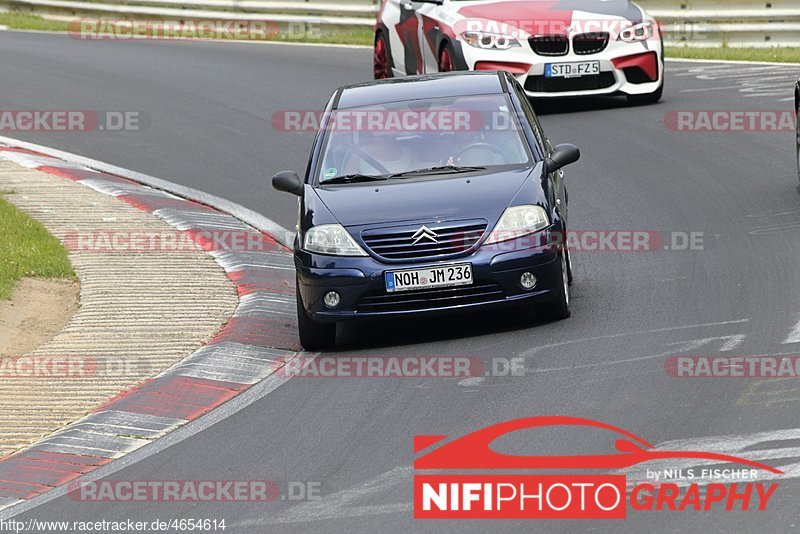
[342,146,391,175]
[455,142,507,164]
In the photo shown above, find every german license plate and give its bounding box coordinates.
[385,264,472,292]
[545,61,601,78]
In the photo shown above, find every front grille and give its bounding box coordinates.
[361,220,487,261]
[357,282,506,313]
[529,35,569,56]
[573,32,609,55]
[525,71,616,93]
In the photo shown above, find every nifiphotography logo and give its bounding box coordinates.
[413,416,782,520]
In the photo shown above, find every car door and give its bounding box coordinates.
[416,2,448,73]
[511,82,568,225]
[388,0,427,75]
[534,114,568,225]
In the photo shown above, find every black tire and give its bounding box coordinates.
[373,32,393,80]
[627,82,664,105]
[296,283,336,351]
[535,252,571,321]
[438,41,456,73]
[565,245,574,286]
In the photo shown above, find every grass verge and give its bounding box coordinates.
[0,12,68,31]
[666,46,800,64]
[0,12,373,44]
[0,192,74,300]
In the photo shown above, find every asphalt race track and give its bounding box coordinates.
[2,31,800,532]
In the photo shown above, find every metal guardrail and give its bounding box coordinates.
[639,0,800,47]
[1,0,798,47]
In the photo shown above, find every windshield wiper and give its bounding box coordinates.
[322,174,389,184]
[388,165,486,178]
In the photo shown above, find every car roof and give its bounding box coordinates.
[334,71,508,110]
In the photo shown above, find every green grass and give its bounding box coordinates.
[0,12,68,32]
[0,11,373,44]
[667,46,800,64]
[0,193,74,300]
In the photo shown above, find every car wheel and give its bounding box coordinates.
[296,283,336,350]
[438,41,455,73]
[627,82,664,105]
[374,32,392,80]
[565,244,574,286]
[536,252,571,321]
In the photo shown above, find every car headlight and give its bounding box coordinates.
[619,21,655,43]
[303,224,367,256]
[461,31,520,50]
[485,205,550,245]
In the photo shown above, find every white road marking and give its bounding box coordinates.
[782,316,800,344]
[527,336,745,374]
[665,335,746,352]
[674,63,798,100]
[457,377,485,387]
[521,319,749,357]
[234,426,800,525]
[239,466,414,526]
[621,427,800,486]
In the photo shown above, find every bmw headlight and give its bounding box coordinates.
[461,31,521,50]
[303,224,367,256]
[485,205,550,244]
[619,21,655,43]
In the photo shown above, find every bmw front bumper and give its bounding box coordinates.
[460,39,664,98]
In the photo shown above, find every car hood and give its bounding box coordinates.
[454,0,644,28]
[313,167,537,228]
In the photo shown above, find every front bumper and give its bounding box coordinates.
[461,38,663,98]
[296,238,562,323]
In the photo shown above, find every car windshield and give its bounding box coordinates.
[316,94,533,184]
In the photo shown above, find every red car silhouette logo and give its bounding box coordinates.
[414,416,783,474]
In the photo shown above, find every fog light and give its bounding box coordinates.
[323,291,341,308]
[519,272,537,290]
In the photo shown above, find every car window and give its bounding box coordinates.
[315,94,534,184]
[511,80,549,156]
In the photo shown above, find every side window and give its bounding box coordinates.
[511,80,547,157]
[531,111,555,156]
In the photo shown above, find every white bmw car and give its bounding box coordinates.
[374,0,664,103]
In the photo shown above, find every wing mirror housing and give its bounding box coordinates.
[272,170,304,196]
[545,143,581,173]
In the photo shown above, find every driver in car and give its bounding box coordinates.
[342,130,414,175]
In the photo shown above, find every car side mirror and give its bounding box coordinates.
[545,144,581,173]
[272,170,304,196]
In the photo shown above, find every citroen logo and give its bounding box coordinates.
[411,225,439,245]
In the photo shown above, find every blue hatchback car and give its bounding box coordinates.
[273,71,580,350]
